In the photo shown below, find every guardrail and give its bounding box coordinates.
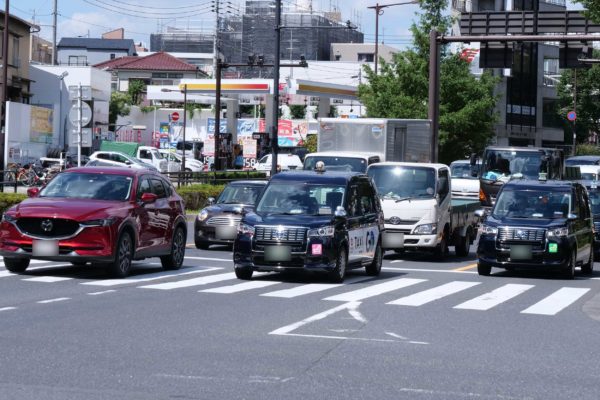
[0,169,21,193]
[165,170,268,187]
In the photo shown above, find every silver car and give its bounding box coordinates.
[87,151,158,172]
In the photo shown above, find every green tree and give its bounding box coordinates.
[576,0,600,23]
[289,105,307,119]
[357,0,498,164]
[556,62,600,145]
[127,79,146,105]
[109,91,131,129]
[304,134,318,153]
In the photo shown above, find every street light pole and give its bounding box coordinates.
[1,0,9,174]
[271,0,282,177]
[182,84,187,173]
[215,59,222,170]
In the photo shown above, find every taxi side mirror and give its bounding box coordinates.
[334,206,347,218]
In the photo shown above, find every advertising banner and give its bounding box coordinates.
[30,106,54,143]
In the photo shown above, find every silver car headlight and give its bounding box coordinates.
[413,223,436,235]
[308,225,335,237]
[547,226,569,238]
[198,209,209,222]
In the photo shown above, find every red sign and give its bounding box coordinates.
[171,112,180,122]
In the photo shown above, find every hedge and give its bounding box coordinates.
[0,193,27,214]
[177,184,226,211]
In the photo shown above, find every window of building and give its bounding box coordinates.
[11,36,19,66]
[152,72,168,78]
[68,55,88,66]
[542,99,563,129]
[357,53,374,62]
[110,53,116,59]
[167,73,183,79]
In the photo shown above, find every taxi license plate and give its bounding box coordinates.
[383,232,404,249]
[32,239,59,256]
[510,245,532,260]
[264,245,291,262]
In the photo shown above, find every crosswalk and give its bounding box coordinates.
[0,260,595,317]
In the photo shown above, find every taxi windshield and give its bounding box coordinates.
[493,189,571,219]
[481,150,543,181]
[256,182,345,216]
[368,165,436,200]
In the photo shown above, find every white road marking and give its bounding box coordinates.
[37,297,70,304]
[388,281,481,306]
[184,256,232,262]
[385,332,407,340]
[87,290,117,296]
[348,302,368,323]
[323,278,427,302]
[270,301,361,335]
[390,260,404,263]
[81,267,222,287]
[382,267,477,274]
[521,287,591,316]
[22,276,73,283]
[454,284,534,311]
[0,307,16,312]
[201,280,281,294]
[139,272,238,290]
[260,276,372,298]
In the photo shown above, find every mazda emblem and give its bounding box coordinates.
[41,219,53,232]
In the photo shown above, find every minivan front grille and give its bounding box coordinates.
[498,227,545,242]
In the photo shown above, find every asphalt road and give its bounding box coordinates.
[0,223,599,400]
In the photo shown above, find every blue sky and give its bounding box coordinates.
[13,0,420,49]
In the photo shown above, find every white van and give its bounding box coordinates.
[255,153,303,175]
[137,146,169,173]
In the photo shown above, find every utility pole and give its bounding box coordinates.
[212,0,220,78]
[214,59,222,170]
[271,0,282,177]
[573,69,577,156]
[77,83,82,166]
[52,0,58,65]
[1,0,9,175]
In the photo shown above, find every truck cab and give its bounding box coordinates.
[367,162,479,258]
[137,146,169,173]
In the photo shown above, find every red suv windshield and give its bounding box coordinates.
[40,172,134,201]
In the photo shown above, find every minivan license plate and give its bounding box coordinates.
[264,246,291,262]
[32,239,59,256]
[510,245,532,260]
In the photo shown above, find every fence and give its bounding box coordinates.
[165,170,268,187]
[0,169,22,193]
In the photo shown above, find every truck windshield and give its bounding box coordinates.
[451,163,478,179]
[256,182,345,216]
[493,189,571,219]
[303,156,367,173]
[217,185,264,205]
[481,149,543,181]
[368,165,436,200]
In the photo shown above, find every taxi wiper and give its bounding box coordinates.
[395,197,414,203]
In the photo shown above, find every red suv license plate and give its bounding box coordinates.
[32,239,59,256]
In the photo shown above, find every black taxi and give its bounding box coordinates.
[477,179,594,279]
[233,169,384,282]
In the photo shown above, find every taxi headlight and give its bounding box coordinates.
[237,223,255,237]
[198,209,209,222]
[481,224,498,235]
[413,223,436,235]
[547,226,569,238]
[308,225,335,237]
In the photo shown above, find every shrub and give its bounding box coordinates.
[177,184,226,211]
[0,193,27,214]
[575,144,600,156]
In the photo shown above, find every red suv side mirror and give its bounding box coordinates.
[27,187,40,198]
[140,192,158,203]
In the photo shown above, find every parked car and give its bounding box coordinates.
[565,155,600,166]
[255,153,303,175]
[0,167,187,277]
[477,178,594,279]
[195,180,268,249]
[450,159,481,199]
[137,146,169,173]
[233,169,384,282]
[87,151,158,172]
[159,149,205,172]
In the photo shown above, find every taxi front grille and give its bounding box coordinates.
[498,227,545,242]
[255,226,306,243]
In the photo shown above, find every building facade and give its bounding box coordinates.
[57,38,137,67]
[1,11,36,104]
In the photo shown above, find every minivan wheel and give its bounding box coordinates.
[581,249,594,275]
[365,243,382,276]
[235,267,253,280]
[161,226,186,270]
[3,257,30,273]
[329,247,347,283]
[563,251,576,280]
[107,232,133,278]
[477,261,491,276]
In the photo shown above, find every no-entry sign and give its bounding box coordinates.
[567,111,576,121]
[171,112,180,122]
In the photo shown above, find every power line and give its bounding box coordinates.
[82,0,214,15]
[81,0,214,19]
[92,0,216,10]
[56,14,155,36]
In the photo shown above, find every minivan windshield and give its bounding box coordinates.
[217,185,264,205]
[368,165,436,200]
[493,189,571,219]
[40,172,133,201]
[303,156,367,173]
[481,149,543,181]
[256,182,345,216]
[451,162,478,180]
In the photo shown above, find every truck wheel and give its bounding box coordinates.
[455,235,470,257]
[3,257,30,273]
[477,261,491,276]
[434,232,448,260]
[581,249,594,275]
[365,242,383,276]
[329,248,347,283]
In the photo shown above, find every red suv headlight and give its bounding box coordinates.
[80,218,116,227]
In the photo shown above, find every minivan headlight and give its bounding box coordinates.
[481,224,498,235]
[547,226,569,238]
[413,223,436,235]
[308,225,335,237]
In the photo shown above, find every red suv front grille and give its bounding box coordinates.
[16,218,80,238]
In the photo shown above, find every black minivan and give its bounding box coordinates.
[477,179,594,279]
[233,169,384,282]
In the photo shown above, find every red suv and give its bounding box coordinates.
[0,167,187,277]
